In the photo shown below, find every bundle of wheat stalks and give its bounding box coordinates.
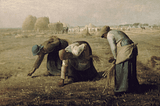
[102,57,115,93]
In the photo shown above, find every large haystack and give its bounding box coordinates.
[88,23,96,28]
[62,23,69,27]
[81,27,91,36]
[84,25,88,29]
[85,23,96,29]
[48,23,55,30]
[34,17,49,31]
[48,22,63,34]
[22,15,37,30]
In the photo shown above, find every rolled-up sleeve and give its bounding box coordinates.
[62,60,69,66]
[61,60,68,79]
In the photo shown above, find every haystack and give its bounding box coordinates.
[3,33,11,36]
[34,17,49,31]
[62,23,69,27]
[22,15,37,30]
[15,34,28,38]
[88,23,96,28]
[84,25,88,29]
[85,23,96,29]
[81,27,91,36]
[48,22,63,34]
[36,35,43,37]
[48,23,55,30]
[28,34,35,37]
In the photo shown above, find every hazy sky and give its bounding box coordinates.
[0,0,160,28]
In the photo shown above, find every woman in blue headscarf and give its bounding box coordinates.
[28,36,68,76]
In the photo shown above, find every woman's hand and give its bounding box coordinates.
[27,68,36,76]
[27,72,33,76]
[108,56,115,63]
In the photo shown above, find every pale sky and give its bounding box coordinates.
[0,0,160,28]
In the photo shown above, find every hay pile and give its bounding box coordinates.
[62,23,69,27]
[22,15,37,30]
[48,23,55,30]
[36,35,44,37]
[81,27,91,36]
[34,17,49,31]
[2,33,11,36]
[48,22,63,34]
[88,23,96,28]
[15,34,28,38]
[85,23,96,29]
[28,34,35,37]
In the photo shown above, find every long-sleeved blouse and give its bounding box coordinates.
[107,30,130,59]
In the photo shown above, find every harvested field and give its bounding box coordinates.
[0,28,160,106]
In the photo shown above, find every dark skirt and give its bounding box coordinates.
[114,38,139,93]
[68,59,98,82]
[67,41,98,82]
[47,39,68,75]
[47,50,61,75]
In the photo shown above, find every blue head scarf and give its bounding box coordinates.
[32,45,44,56]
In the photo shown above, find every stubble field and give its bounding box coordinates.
[0,28,160,106]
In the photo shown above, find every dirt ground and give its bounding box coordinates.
[0,28,160,106]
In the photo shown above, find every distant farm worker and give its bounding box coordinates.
[58,41,98,87]
[99,26,139,95]
[28,36,68,76]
